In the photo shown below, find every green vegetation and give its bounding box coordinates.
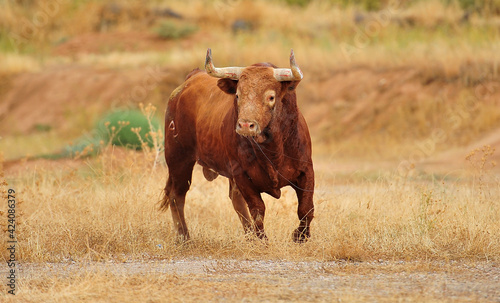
[51,108,163,159]
[154,21,198,40]
[282,0,500,12]
[454,0,500,13]
[96,109,161,150]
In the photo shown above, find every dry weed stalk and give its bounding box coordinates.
[465,144,497,202]
[135,102,164,170]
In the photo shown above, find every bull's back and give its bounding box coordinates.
[166,72,235,171]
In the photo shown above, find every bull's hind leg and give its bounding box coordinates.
[229,179,253,234]
[162,159,195,241]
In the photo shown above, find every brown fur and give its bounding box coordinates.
[162,63,314,243]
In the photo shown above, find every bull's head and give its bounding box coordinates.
[205,49,303,143]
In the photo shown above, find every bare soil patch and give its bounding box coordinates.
[10,259,500,302]
[53,31,169,56]
[0,65,176,135]
[52,30,209,56]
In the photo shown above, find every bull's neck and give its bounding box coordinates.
[250,98,299,186]
[269,96,299,149]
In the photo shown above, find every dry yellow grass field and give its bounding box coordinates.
[2,146,500,262]
[1,143,499,301]
[1,0,500,301]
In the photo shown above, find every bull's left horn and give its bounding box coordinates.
[205,48,243,80]
[273,49,303,82]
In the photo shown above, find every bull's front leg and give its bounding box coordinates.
[293,167,315,243]
[234,177,267,240]
[245,193,267,240]
[248,196,267,240]
[228,179,254,234]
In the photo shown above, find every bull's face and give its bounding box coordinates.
[205,49,303,143]
[217,67,285,142]
[235,69,277,140]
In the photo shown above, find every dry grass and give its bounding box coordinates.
[1,148,500,301]
[0,131,71,160]
[1,145,499,264]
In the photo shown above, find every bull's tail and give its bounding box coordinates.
[159,181,172,211]
[159,193,170,211]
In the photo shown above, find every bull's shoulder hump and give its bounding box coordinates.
[185,68,203,80]
[168,72,211,101]
[169,83,185,102]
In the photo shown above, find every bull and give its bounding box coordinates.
[161,49,314,242]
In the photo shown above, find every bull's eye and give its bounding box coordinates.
[267,94,276,108]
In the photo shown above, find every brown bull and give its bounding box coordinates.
[161,49,314,242]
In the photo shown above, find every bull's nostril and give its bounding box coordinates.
[236,119,258,135]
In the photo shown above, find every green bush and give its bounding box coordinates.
[333,0,500,14]
[62,136,101,159]
[58,109,162,159]
[96,109,162,150]
[154,21,198,40]
[454,0,500,14]
[283,0,312,7]
[341,0,383,11]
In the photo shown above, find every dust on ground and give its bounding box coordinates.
[16,259,500,302]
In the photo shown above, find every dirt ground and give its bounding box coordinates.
[14,259,500,302]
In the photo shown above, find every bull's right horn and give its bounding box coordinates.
[273,49,303,82]
[205,48,243,80]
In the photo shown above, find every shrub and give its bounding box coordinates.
[283,0,312,7]
[339,0,386,11]
[154,21,198,40]
[96,109,162,150]
[455,0,500,14]
[58,108,162,159]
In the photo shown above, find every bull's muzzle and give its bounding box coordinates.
[236,119,260,137]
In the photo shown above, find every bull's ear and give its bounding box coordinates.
[217,79,238,94]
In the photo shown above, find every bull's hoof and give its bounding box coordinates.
[256,230,268,241]
[292,227,310,243]
[175,233,191,244]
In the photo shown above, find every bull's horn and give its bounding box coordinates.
[273,49,303,82]
[205,48,243,80]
